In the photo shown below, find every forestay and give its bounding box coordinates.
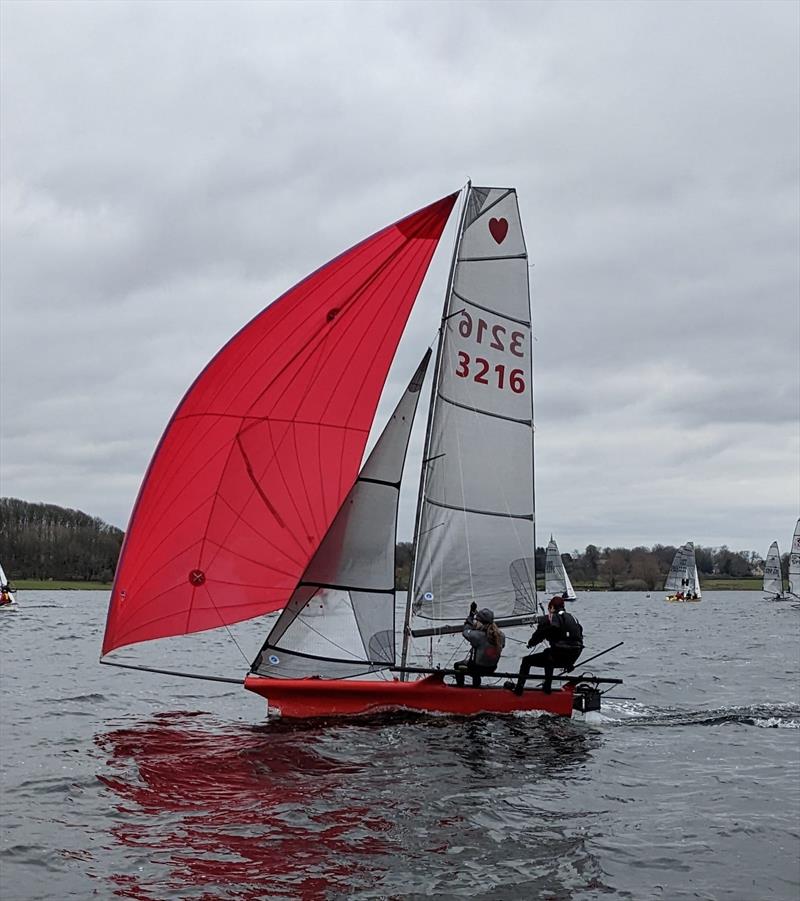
[411,187,536,624]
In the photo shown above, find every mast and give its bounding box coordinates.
[400,183,471,676]
[523,202,538,612]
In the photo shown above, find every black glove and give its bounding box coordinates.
[469,601,478,615]
[527,639,536,649]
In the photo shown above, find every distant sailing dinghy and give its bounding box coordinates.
[545,536,577,601]
[665,542,702,602]
[787,518,800,601]
[0,562,17,608]
[101,185,620,718]
[762,541,789,601]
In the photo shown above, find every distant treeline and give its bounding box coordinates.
[396,541,775,591]
[0,498,776,591]
[0,498,124,583]
[540,543,779,591]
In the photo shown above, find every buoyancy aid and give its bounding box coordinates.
[550,610,583,649]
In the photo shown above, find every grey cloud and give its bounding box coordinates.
[1,0,797,550]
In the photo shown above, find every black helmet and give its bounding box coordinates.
[476,608,494,624]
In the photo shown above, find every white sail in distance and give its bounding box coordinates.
[544,536,577,600]
[762,541,784,598]
[788,519,800,598]
[665,543,700,597]
[665,544,691,593]
[0,562,16,605]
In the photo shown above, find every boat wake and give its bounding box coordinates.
[601,700,800,729]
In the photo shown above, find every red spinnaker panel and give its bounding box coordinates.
[102,194,457,654]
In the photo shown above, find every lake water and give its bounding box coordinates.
[1,590,798,900]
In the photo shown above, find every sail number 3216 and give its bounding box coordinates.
[455,311,527,393]
[455,353,526,392]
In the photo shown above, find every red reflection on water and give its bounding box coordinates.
[96,713,392,899]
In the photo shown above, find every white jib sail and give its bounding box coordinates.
[411,187,537,624]
[252,353,431,680]
[788,519,800,598]
[688,550,702,598]
[763,541,783,596]
[545,537,576,600]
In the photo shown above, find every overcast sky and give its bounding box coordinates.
[1,0,798,558]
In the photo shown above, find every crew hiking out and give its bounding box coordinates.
[508,596,583,694]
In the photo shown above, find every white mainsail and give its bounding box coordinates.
[664,544,690,593]
[788,518,800,599]
[545,536,577,600]
[665,542,701,597]
[762,541,784,598]
[410,187,537,627]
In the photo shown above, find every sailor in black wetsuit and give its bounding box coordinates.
[510,596,583,694]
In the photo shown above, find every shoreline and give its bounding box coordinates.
[12,580,766,592]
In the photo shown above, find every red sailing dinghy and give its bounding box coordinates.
[101,186,618,718]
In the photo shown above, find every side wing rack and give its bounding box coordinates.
[410,613,537,638]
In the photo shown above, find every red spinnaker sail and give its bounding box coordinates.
[102,194,457,654]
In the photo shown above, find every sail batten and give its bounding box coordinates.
[451,292,531,326]
[436,391,532,424]
[424,498,533,520]
[102,194,456,655]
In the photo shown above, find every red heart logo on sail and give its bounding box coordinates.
[489,218,508,244]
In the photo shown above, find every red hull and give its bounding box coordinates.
[243,672,574,719]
